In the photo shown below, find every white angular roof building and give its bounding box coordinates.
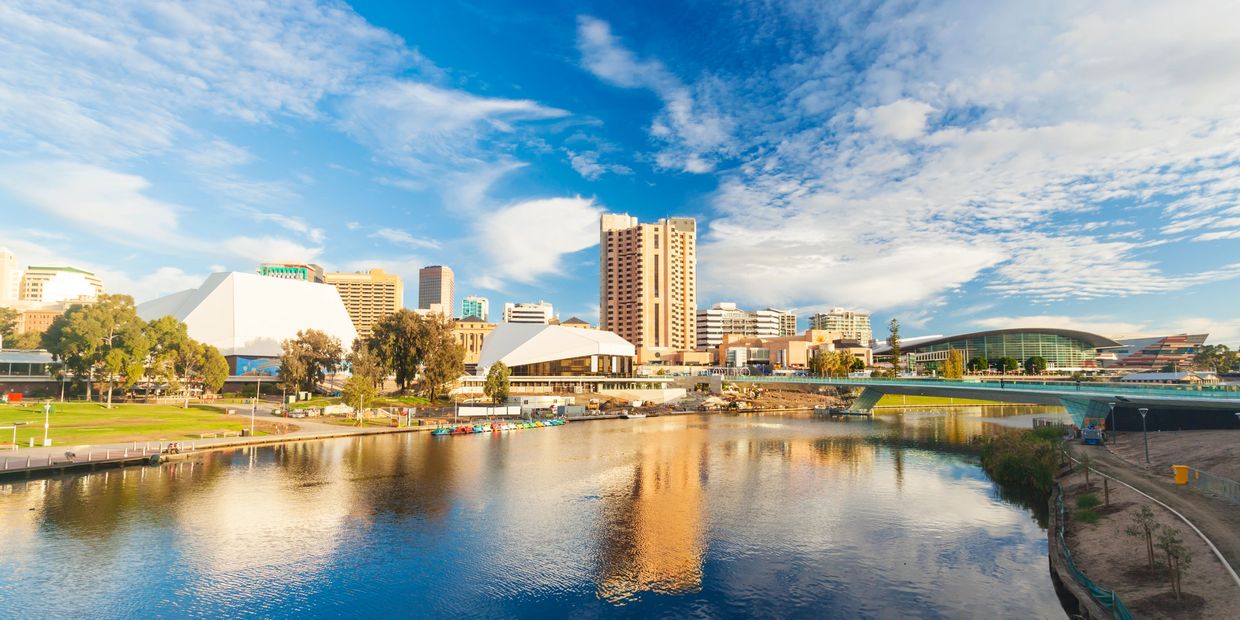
[137,272,357,357]
[477,323,635,376]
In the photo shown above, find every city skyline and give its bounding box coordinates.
[1,1,1239,344]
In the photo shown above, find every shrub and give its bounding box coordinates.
[980,429,1062,494]
[1076,508,1101,524]
[1077,494,1101,509]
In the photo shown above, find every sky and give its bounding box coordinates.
[1,0,1239,344]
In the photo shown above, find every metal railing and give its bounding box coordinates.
[727,375,1240,401]
[1186,467,1240,504]
[1055,484,1135,620]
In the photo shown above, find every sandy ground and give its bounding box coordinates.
[1108,429,1240,482]
[1060,465,1240,619]
[747,388,843,409]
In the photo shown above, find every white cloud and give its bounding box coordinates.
[0,161,181,239]
[219,236,322,264]
[564,149,633,180]
[475,197,604,284]
[338,79,566,175]
[370,227,441,250]
[577,16,734,173]
[345,221,361,231]
[692,0,1240,315]
[855,100,935,140]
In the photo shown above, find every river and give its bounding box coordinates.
[0,409,1068,618]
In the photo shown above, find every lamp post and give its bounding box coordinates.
[252,373,260,437]
[1107,402,1116,444]
[42,400,52,447]
[1138,407,1150,464]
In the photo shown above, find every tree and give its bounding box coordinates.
[967,356,989,373]
[348,339,384,389]
[201,345,229,395]
[42,295,146,404]
[941,349,965,379]
[368,309,428,393]
[1155,527,1192,600]
[887,318,902,377]
[484,361,510,404]
[279,329,343,393]
[850,355,866,371]
[1024,356,1048,375]
[999,356,1020,373]
[341,373,378,425]
[809,350,831,377]
[419,316,464,402]
[0,306,18,342]
[7,330,43,349]
[1124,505,1161,570]
[1193,344,1236,373]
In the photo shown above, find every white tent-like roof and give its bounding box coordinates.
[137,272,357,357]
[476,323,635,374]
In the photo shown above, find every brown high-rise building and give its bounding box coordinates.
[324,268,403,341]
[600,213,697,361]
[418,265,454,314]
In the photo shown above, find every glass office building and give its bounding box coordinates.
[901,329,1122,369]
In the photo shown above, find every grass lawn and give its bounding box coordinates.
[874,394,1008,407]
[0,402,284,447]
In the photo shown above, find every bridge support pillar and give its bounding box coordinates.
[851,388,884,412]
[1058,398,1111,428]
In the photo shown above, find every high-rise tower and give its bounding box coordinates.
[418,265,454,313]
[600,214,697,361]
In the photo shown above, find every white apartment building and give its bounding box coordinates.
[810,308,872,346]
[696,303,783,348]
[503,301,554,324]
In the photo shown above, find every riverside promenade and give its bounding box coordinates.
[0,409,436,479]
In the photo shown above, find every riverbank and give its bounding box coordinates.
[1057,456,1240,618]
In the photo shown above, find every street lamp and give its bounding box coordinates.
[1138,407,1150,464]
[42,400,52,447]
[1108,402,1116,444]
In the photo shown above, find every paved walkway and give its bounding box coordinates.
[0,407,435,474]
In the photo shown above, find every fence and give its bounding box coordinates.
[1055,484,1135,620]
[1186,468,1240,504]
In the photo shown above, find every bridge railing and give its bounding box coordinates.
[727,375,1240,401]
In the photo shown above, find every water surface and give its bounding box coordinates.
[0,411,1065,618]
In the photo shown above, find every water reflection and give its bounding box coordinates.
[0,408,1066,618]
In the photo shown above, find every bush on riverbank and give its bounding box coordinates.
[980,426,1063,494]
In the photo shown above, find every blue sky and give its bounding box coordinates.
[2,0,1239,344]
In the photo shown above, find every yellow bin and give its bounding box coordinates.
[1172,465,1189,485]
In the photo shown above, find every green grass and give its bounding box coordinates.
[0,402,278,447]
[875,394,1008,407]
[1077,493,1101,509]
[1076,508,1101,524]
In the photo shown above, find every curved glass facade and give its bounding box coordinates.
[911,332,1104,369]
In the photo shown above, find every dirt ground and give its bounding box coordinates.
[733,388,844,410]
[1108,429,1240,481]
[1060,466,1240,619]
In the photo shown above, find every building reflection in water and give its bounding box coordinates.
[595,417,707,603]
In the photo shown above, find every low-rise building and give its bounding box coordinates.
[452,316,496,372]
[696,303,784,348]
[477,323,634,377]
[717,329,873,369]
[258,262,325,283]
[1118,371,1219,385]
[503,301,554,324]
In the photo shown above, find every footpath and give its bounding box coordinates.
[0,409,434,479]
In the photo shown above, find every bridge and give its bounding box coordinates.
[715,375,1240,429]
